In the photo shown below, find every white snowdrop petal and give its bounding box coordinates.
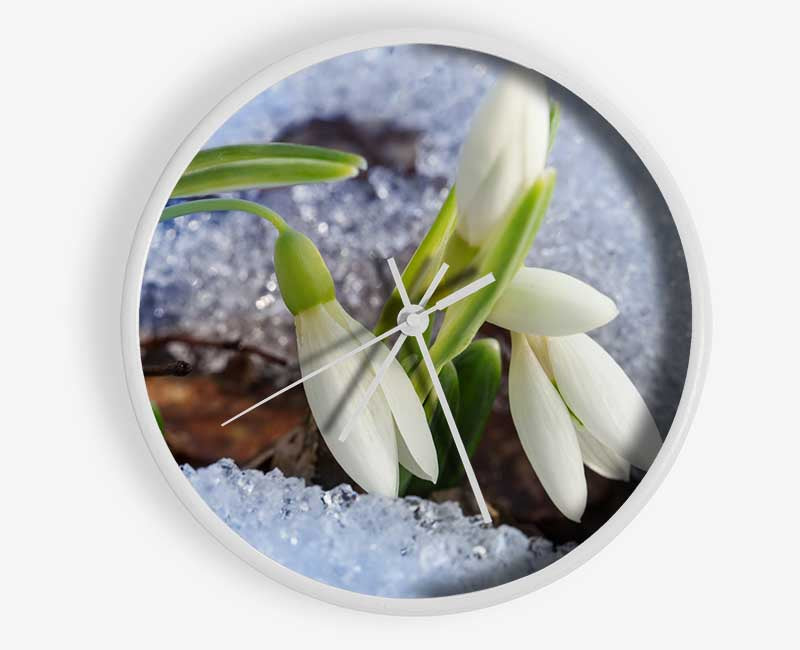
[519,73,551,181]
[575,423,631,481]
[488,267,619,335]
[526,334,555,381]
[325,302,438,482]
[296,302,398,497]
[547,334,662,470]
[382,360,439,483]
[509,332,587,522]
[456,75,524,210]
[458,150,519,246]
[455,71,550,247]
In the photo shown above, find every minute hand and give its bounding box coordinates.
[220,273,496,427]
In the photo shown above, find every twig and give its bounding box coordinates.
[140,334,289,366]
[143,360,193,377]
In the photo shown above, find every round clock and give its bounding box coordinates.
[122,31,709,614]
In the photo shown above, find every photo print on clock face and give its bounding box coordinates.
[138,44,691,599]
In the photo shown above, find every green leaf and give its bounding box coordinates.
[438,338,502,488]
[185,143,366,174]
[402,340,501,494]
[171,159,361,198]
[399,352,419,375]
[400,361,460,497]
[426,170,556,374]
[374,188,458,335]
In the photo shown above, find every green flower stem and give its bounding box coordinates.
[160,198,335,314]
[160,198,289,234]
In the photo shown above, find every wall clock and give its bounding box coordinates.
[122,30,710,614]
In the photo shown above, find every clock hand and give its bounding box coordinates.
[432,272,495,310]
[417,262,450,307]
[411,272,494,317]
[338,259,449,442]
[415,332,492,523]
[221,270,495,427]
[388,256,412,306]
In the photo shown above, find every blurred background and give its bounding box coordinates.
[140,44,691,543]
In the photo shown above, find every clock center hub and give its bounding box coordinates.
[397,304,430,336]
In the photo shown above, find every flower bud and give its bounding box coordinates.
[274,228,335,315]
[455,71,551,247]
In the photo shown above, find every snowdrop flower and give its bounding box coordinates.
[446,67,658,522]
[498,269,662,521]
[455,70,551,248]
[274,229,438,497]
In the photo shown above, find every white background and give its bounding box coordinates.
[2,1,798,647]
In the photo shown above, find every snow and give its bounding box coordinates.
[184,459,572,598]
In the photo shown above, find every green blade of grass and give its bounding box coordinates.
[171,158,362,198]
[185,143,366,174]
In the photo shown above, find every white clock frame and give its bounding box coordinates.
[121,28,711,616]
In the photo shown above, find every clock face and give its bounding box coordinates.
[134,43,696,605]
